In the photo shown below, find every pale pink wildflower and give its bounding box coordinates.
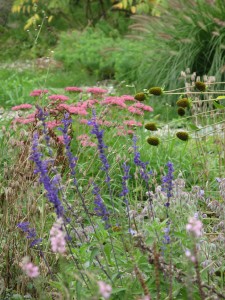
[186,217,203,237]
[49,95,69,102]
[79,118,88,124]
[30,89,49,97]
[21,257,39,278]
[65,86,83,92]
[50,218,66,254]
[11,104,32,111]
[185,249,196,262]
[97,281,112,299]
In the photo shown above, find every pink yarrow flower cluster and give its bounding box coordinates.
[123,120,142,127]
[86,87,108,94]
[121,94,135,101]
[58,103,88,115]
[116,125,134,136]
[65,86,83,92]
[97,281,112,299]
[102,96,127,108]
[186,216,203,237]
[20,257,39,278]
[46,120,61,129]
[50,218,66,254]
[132,102,153,112]
[30,89,49,97]
[127,106,144,115]
[49,94,69,102]
[11,104,33,111]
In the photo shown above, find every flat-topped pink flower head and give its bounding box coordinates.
[121,95,135,101]
[12,104,32,111]
[65,86,83,92]
[123,120,142,127]
[102,96,127,108]
[128,106,144,115]
[86,87,108,94]
[30,89,49,97]
[49,94,69,102]
[46,120,62,129]
[133,102,153,112]
[13,117,35,124]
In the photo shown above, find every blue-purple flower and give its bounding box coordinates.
[17,222,42,247]
[132,135,151,184]
[92,183,109,228]
[162,161,174,207]
[30,132,64,217]
[88,110,110,183]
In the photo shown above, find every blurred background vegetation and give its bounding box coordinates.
[0,0,225,98]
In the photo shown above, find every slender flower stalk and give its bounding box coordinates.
[88,110,116,215]
[120,163,132,238]
[36,105,52,156]
[59,113,112,282]
[162,161,174,210]
[132,135,155,220]
[92,183,110,228]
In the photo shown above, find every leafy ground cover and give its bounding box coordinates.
[1,69,225,299]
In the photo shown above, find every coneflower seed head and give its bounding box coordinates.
[149,87,163,96]
[176,131,189,141]
[134,92,146,102]
[147,136,160,146]
[145,122,157,131]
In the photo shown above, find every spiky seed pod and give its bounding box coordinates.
[145,122,157,131]
[177,107,185,116]
[176,131,189,141]
[149,87,163,96]
[147,136,160,146]
[195,81,206,92]
[134,92,146,102]
[176,98,189,108]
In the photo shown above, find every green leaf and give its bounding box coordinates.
[111,287,127,294]
[104,244,112,264]
[89,247,99,265]
[213,101,225,109]
[189,123,200,131]
[216,96,225,100]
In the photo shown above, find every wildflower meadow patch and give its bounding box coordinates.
[1,78,225,300]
